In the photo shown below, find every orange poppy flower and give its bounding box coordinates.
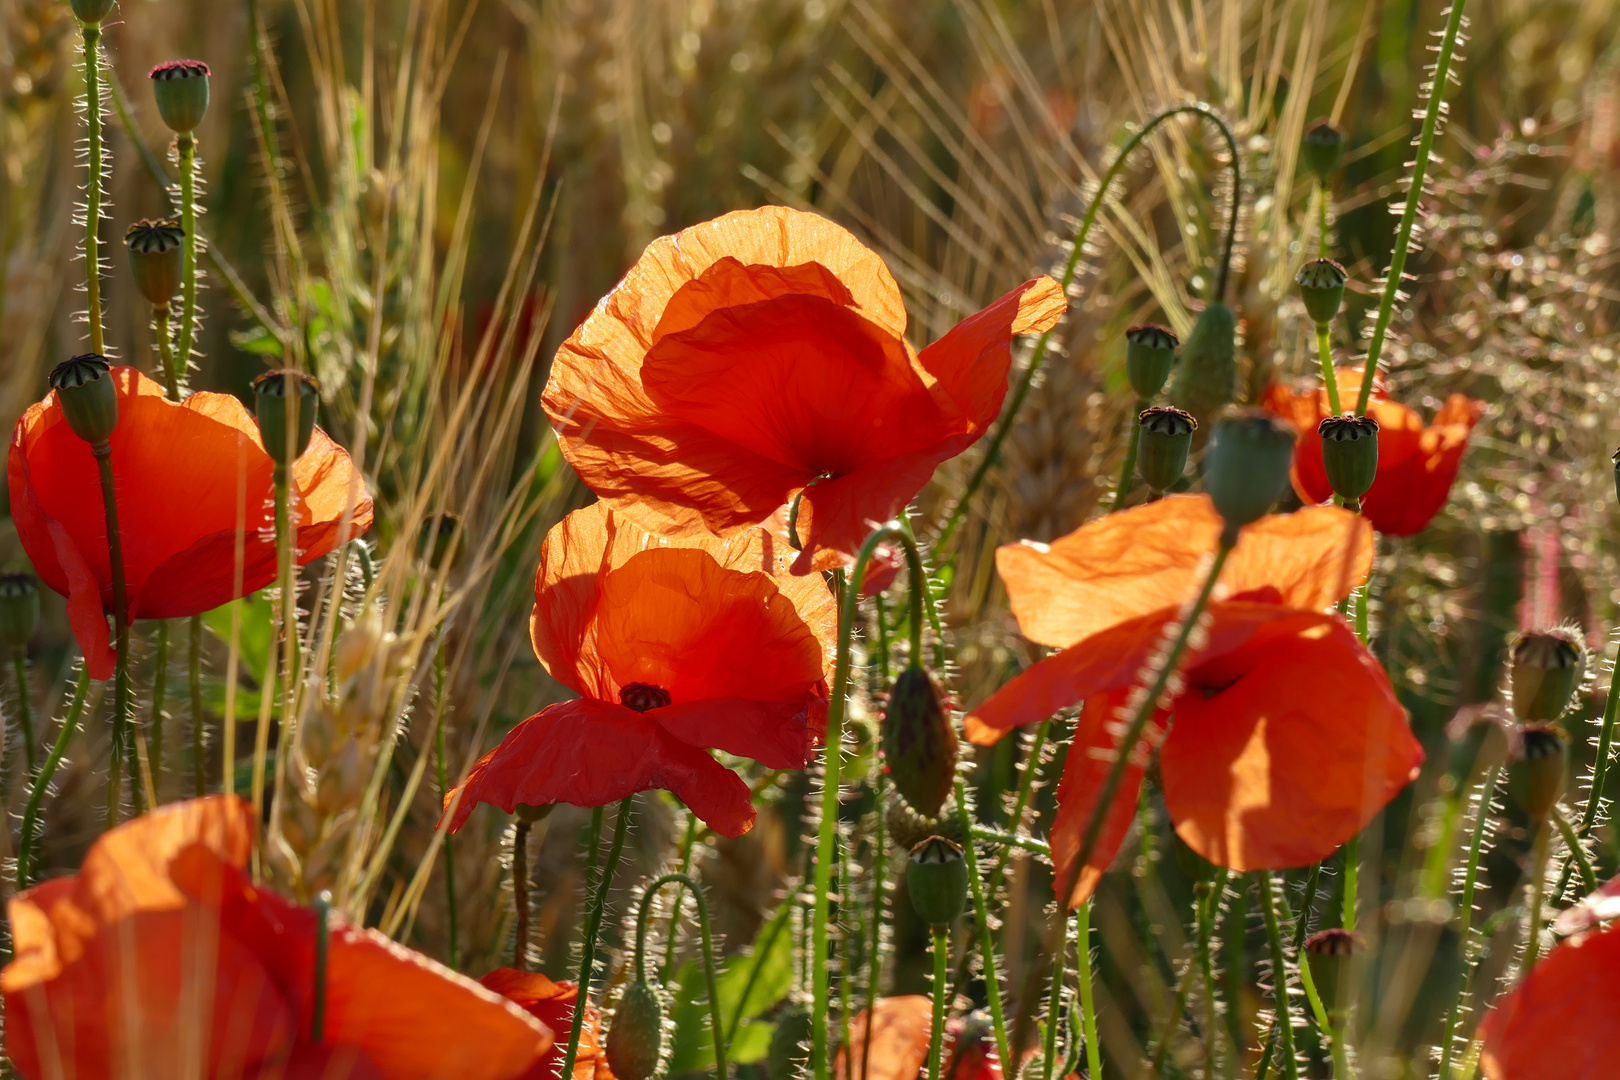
[835,998,1046,1080]
[542,206,1066,575]
[480,970,613,1080]
[966,496,1423,907]
[1262,368,1484,536]
[8,366,373,679]
[444,500,835,838]
[2,796,552,1080]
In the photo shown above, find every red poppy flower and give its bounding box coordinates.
[2,796,552,1080]
[542,206,1066,575]
[835,998,1047,1080]
[966,496,1422,907]
[1262,368,1485,536]
[444,500,836,838]
[480,970,613,1080]
[8,366,373,679]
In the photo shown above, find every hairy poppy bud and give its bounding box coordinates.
[907,835,968,928]
[766,1003,815,1080]
[0,574,40,653]
[1168,302,1237,423]
[1137,406,1196,495]
[886,796,961,851]
[417,510,463,570]
[1319,414,1379,508]
[1510,629,1584,723]
[69,0,115,25]
[606,980,666,1080]
[149,60,211,134]
[1508,723,1568,822]
[125,219,184,307]
[49,354,118,446]
[1205,410,1298,543]
[882,664,957,819]
[1301,120,1346,183]
[252,369,320,467]
[1304,928,1361,1021]
[1296,258,1347,326]
[1125,324,1179,401]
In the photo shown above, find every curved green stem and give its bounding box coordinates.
[559,796,634,1080]
[1111,401,1147,511]
[13,653,37,775]
[1258,873,1301,1080]
[1075,900,1102,1080]
[80,24,106,357]
[662,813,699,981]
[1553,805,1597,895]
[432,642,459,969]
[17,668,91,889]
[1315,325,1341,415]
[155,305,180,401]
[1438,766,1499,1080]
[189,614,206,796]
[926,928,950,1080]
[95,444,130,827]
[176,132,200,374]
[638,873,727,1080]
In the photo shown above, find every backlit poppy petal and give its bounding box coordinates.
[650,696,823,769]
[480,969,613,1080]
[1478,922,1620,1080]
[834,995,934,1080]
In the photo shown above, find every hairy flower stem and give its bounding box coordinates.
[274,466,298,704]
[1295,923,1346,1078]
[1317,182,1331,260]
[637,874,727,1080]
[1355,0,1470,417]
[1197,872,1229,1078]
[149,621,168,801]
[1076,899,1102,1080]
[176,133,200,372]
[1111,400,1148,511]
[560,796,634,1080]
[863,775,888,1080]
[954,779,1012,1072]
[1315,325,1341,415]
[1438,766,1499,1080]
[80,24,106,356]
[155,305,181,401]
[927,927,950,1080]
[431,643,459,970]
[1258,873,1301,1080]
[189,614,205,796]
[1039,910,1069,1080]
[1523,820,1551,971]
[17,668,91,889]
[1580,642,1620,834]
[94,445,131,826]
[1144,956,1199,1080]
[512,819,532,970]
[12,654,37,775]
[662,813,699,980]
[1552,806,1596,894]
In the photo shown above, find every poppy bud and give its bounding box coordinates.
[606,979,666,1080]
[1507,723,1568,822]
[149,60,211,134]
[1509,629,1585,723]
[125,219,184,308]
[1319,414,1379,508]
[252,369,321,467]
[417,510,463,571]
[1304,928,1361,1021]
[1301,120,1346,183]
[0,573,40,653]
[1204,410,1298,543]
[885,796,961,852]
[1168,302,1237,423]
[906,835,968,928]
[1137,406,1196,495]
[1295,258,1347,326]
[881,664,957,820]
[1125,324,1179,401]
[766,1003,815,1080]
[49,354,119,446]
[69,0,115,25]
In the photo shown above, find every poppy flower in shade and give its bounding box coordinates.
[444,500,836,838]
[2,796,552,1080]
[480,970,614,1080]
[8,366,373,679]
[543,205,1067,576]
[965,497,1422,908]
[1262,368,1485,536]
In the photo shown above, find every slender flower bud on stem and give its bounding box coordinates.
[149,59,210,134]
[628,873,724,1080]
[126,220,185,399]
[882,665,956,819]
[253,371,319,724]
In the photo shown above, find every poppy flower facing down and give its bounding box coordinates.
[966,496,1422,907]
[8,367,373,679]
[480,969,614,1080]
[1263,368,1485,536]
[543,205,1066,575]
[444,501,836,838]
[2,796,552,1080]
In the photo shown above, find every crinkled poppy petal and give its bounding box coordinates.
[834,996,934,1080]
[1160,612,1422,869]
[788,451,946,577]
[915,276,1066,433]
[443,699,756,837]
[481,969,613,1080]
[1478,923,1620,1080]
[650,693,825,770]
[1357,393,1483,536]
[53,515,116,679]
[71,795,256,922]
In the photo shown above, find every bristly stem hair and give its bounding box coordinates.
[79,22,107,357]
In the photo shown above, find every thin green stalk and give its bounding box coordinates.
[149,620,169,802]
[1580,641,1620,834]
[176,133,200,373]
[662,813,699,981]
[189,614,205,796]
[313,891,331,1041]
[1040,910,1070,1080]
[155,305,180,400]
[863,776,888,1080]
[637,873,726,1080]
[1438,766,1499,1080]
[927,928,950,1080]
[1523,820,1551,971]
[513,819,531,970]
[1293,929,1345,1079]
[80,23,106,357]
[1317,181,1331,260]
[1552,805,1596,895]
[1197,872,1229,1079]
[1143,958,1199,1080]
[273,465,299,702]
[17,668,91,889]
[970,825,1050,857]
[558,796,634,1080]
[1315,325,1341,415]
[1076,899,1102,1080]
[1111,402,1147,511]
[1257,873,1301,1080]
[95,445,130,827]
[432,642,459,970]
[955,779,1012,1073]
[1355,0,1470,417]
[12,653,37,775]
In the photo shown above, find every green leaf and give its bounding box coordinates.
[229,324,284,357]
[665,900,796,1073]
[199,593,277,719]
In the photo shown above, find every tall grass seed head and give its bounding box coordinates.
[252,369,321,467]
[124,219,184,307]
[149,60,210,134]
[906,835,968,928]
[1168,302,1237,424]
[1507,722,1568,822]
[1319,414,1379,504]
[1136,405,1196,495]
[1204,410,1298,542]
[49,354,118,445]
[1301,120,1346,183]
[605,980,667,1080]
[0,573,41,652]
[1509,628,1585,722]
[881,663,957,820]
[1296,258,1347,326]
[1125,323,1179,401]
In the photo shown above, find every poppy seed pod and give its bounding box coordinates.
[1304,928,1362,1021]
[69,0,115,24]
[1296,258,1348,326]
[251,369,321,467]
[1169,302,1237,424]
[1137,406,1197,495]
[1125,324,1180,401]
[0,573,41,653]
[1508,723,1568,822]
[605,980,666,1080]
[766,1004,815,1080]
[417,510,464,571]
[124,219,185,307]
[1204,410,1299,542]
[1301,120,1346,183]
[1510,629,1585,723]
[907,835,968,928]
[1319,414,1380,507]
[48,354,119,446]
[149,60,211,134]
[882,663,957,819]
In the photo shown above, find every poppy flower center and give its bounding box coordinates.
[620,682,672,712]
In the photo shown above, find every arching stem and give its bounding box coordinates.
[635,873,727,1080]
[17,668,91,889]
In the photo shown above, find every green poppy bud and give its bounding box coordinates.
[1296,258,1347,326]
[1301,120,1346,184]
[417,511,464,571]
[1137,406,1196,495]
[0,574,41,653]
[766,1004,815,1080]
[1509,629,1585,723]
[251,369,320,467]
[149,60,211,134]
[1125,324,1179,401]
[1304,928,1361,1022]
[1319,414,1379,509]
[125,219,185,308]
[1507,723,1568,822]
[881,664,957,820]
[69,0,115,25]
[605,980,666,1080]
[1168,302,1237,424]
[1204,410,1298,543]
[907,835,968,929]
[49,354,119,446]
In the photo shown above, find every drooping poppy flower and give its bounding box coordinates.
[2,796,552,1080]
[480,970,613,1080]
[966,496,1423,907]
[834,998,1047,1080]
[444,500,835,838]
[8,366,373,679]
[1262,367,1485,536]
[542,205,1067,575]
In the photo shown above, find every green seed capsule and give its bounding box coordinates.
[251,369,321,467]
[49,354,119,446]
[1169,302,1237,425]
[1319,414,1379,506]
[125,219,185,307]
[881,664,957,820]
[906,835,969,929]
[1296,258,1348,326]
[1204,410,1298,543]
[1125,324,1179,401]
[0,574,41,653]
[605,980,666,1080]
[149,60,211,134]
[1304,928,1361,1023]
[1136,406,1196,495]
[1509,630,1584,723]
[766,1004,815,1080]
[1301,120,1346,184]
[69,0,115,25]
[1507,723,1568,822]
